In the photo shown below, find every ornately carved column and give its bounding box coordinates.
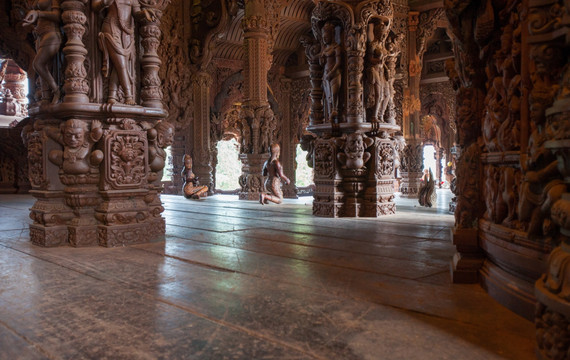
[191,72,214,192]
[304,0,401,217]
[238,0,279,201]
[280,77,297,198]
[534,0,570,357]
[2,60,27,115]
[399,11,422,198]
[139,0,164,108]
[61,0,89,103]
[25,0,171,248]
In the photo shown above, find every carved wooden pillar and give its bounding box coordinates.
[25,0,170,248]
[304,0,401,217]
[139,0,164,108]
[280,77,297,198]
[61,0,89,104]
[2,60,27,115]
[238,0,278,201]
[400,11,422,198]
[534,0,570,356]
[191,71,214,192]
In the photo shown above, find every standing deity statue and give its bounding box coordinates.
[23,0,62,104]
[366,20,390,122]
[259,143,290,205]
[92,0,156,105]
[320,22,342,122]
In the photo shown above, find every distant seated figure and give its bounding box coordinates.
[182,154,208,199]
[260,143,290,205]
[418,168,436,208]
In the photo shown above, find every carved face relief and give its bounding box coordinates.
[158,126,174,148]
[346,133,364,159]
[64,126,86,149]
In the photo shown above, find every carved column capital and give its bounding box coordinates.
[191,71,213,89]
[408,11,419,32]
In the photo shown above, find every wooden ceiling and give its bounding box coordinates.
[213,0,314,65]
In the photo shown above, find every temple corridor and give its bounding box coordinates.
[0,192,533,359]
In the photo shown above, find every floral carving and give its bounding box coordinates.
[106,131,147,188]
[314,141,335,179]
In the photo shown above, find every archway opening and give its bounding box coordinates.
[295,144,314,195]
[423,144,436,176]
[215,138,241,192]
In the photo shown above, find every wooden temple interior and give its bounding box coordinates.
[0,0,569,358]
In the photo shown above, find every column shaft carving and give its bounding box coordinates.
[238,0,281,201]
[139,1,165,108]
[61,0,89,103]
[191,72,214,192]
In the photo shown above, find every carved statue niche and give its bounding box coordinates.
[319,21,342,123]
[47,119,104,177]
[23,0,62,104]
[147,121,174,183]
[92,0,157,105]
[336,132,374,170]
[182,154,208,199]
[365,18,390,122]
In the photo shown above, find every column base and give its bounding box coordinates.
[69,225,99,247]
[30,224,69,247]
[98,221,164,247]
[450,227,483,283]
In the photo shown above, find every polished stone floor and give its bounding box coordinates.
[0,190,534,359]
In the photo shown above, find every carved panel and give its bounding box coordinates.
[106,131,148,189]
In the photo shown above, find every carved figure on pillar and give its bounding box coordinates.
[337,132,374,169]
[47,119,104,179]
[320,21,342,122]
[23,0,62,104]
[384,33,404,124]
[260,143,290,205]
[182,154,208,199]
[92,0,157,105]
[147,121,174,183]
[366,19,389,122]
